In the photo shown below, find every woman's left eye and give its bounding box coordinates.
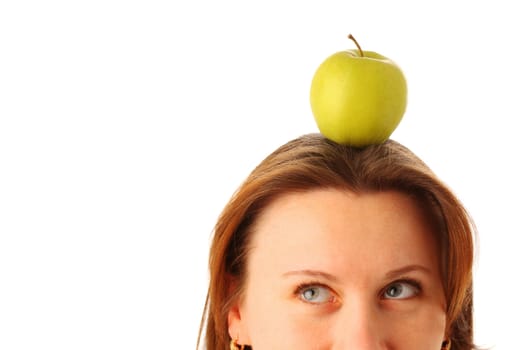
[383,281,420,299]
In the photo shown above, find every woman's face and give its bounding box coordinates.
[228,189,447,349]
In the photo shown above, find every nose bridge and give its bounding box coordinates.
[333,295,384,350]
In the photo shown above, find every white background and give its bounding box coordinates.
[1,1,523,349]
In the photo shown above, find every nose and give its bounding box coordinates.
[332,300,386,350]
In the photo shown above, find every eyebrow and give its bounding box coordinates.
[282,265,431,282]
[384,264,432,279]
[282,269,340,283]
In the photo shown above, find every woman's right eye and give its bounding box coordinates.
[296,284,334,304]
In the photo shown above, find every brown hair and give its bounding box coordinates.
[198,133,476,350]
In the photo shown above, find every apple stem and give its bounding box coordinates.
[348,34,363,57]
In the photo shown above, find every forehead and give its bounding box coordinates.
[247,189,440,277]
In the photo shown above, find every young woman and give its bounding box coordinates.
[198,133,476,350]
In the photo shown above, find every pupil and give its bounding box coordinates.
[388,285,401,297]
[305,288,317,300]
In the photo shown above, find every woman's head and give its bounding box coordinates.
[199,133,475,350]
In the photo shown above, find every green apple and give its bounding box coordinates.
[310,35,407,147]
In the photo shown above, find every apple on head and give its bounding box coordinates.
[310,35,407,147]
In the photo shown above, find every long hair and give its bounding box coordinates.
[198,133,476,350]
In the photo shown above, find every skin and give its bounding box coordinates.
[228,189,447,349]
